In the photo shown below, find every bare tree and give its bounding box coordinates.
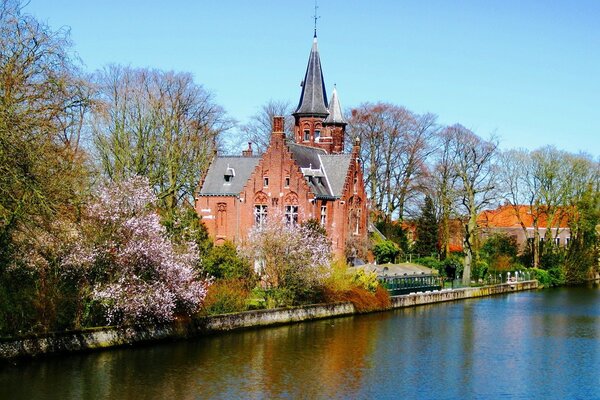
[447,125,498,284]
[236,99,294,154]
[430,127,461,258]
[347,103,438,222]
[91,65,232,214]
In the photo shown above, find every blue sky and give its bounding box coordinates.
[26,0,599,155]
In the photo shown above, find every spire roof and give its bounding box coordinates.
[294,36,329,117]
[324,86,346,124]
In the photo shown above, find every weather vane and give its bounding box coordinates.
[313,0,320,37]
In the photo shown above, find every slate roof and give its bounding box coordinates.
[199,143,352,199]
[294,36,329,117]
[319,154,352,197]
[198,156,260,196]
[288,142,351,199]
[324,86,347,125]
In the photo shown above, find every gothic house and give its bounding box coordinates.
[195,35,368,259]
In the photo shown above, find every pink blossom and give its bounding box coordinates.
[62,177,210,325]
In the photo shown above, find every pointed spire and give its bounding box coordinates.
[324,85,346,125]
[294,36,329,117]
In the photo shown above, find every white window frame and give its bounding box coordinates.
[254,205,267,226]
[285,205,299,226]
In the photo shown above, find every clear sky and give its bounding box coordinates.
[26,0,599,155]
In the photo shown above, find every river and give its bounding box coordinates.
[2,285,600,399]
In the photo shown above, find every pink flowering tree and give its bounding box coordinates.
[62,177,209,326]
[243,210,331,304]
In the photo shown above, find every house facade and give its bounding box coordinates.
[477,204,571,249]
[195,35,368,259]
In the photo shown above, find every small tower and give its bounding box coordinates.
[293,34,329,148]
[323,86,347,153]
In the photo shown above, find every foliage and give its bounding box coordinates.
[201,280,249,315]
[531,267,566,288]
[0,1,92,334]
[62,177,210,326]
[350,268,379,293]
[375,220,409,253]
[442,255,463,280]
[414,195,439,257]
[481,233,519,271]
[243,210,331,305]
[161,206,213,258]
[414,257,443,275]
[203,241,255,286]
[472,260,489,281]
[373,240,401,264]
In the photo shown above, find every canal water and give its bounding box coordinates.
[2,286,600,399]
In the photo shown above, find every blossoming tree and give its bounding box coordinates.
[63,177,209,325]
[243,211,331,303]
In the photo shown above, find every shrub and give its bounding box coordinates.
[351,268,379,293]
[202,280,249,315]
[414,257,443,273]
[373,240,401,264]
[203,241,255,286]
[324,286,390,313]
[531,267,566,287]
[473,260,489,281]
[442,255,463,279]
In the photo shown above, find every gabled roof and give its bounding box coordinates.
[294,36,329,117]
[320,154,351,197]
[198,156,260,196]
[287,141,351,199]
[324,86,346,125]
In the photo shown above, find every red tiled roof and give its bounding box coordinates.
[477,204,569,229]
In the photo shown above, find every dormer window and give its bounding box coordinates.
[224,167,235,184]
[303,130,310,141]
[314,130,321,142]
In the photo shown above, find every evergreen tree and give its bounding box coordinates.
[414,196,439,257]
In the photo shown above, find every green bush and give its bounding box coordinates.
[373,240,401,264]
[531,267,566,287]
[414,257,443,273]
[473,260,489,281]
[442,255,463,279]
[203,241,255,285]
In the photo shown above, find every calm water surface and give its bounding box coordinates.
[2,286,600,399]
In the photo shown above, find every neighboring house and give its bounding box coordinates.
[195,34,368,259]
[477,204,571,249]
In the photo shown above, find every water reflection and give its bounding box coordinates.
[2,287,600,399]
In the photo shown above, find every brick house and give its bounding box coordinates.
[477,204,571,249]
[195,34,368,259]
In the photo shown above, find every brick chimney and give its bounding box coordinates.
[273,116,284,134]
[242,142,253,157]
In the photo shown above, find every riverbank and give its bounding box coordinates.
[0,280,538,361]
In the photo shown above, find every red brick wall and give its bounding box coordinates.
[197,119,369,261]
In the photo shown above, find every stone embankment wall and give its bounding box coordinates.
[0,281,538,361]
